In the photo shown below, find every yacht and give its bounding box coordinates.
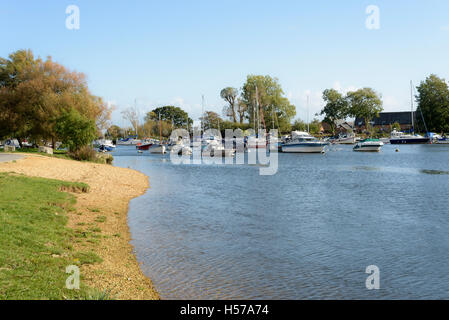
[389,130,430,144]
[202,139,235,157]
[353,139,384,152]
[435,136,449,144]
[330,134,357,145]
[281,132,327,153]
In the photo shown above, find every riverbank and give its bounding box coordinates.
[0,154,159,300]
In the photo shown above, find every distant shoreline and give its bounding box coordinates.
[0,154,159,300]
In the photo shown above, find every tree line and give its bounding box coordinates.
[0,49,112,151]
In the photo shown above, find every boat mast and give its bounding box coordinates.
[307,95,310,133]
[201,95,205,134]
[159,112,162,143]
[410,80,414,133]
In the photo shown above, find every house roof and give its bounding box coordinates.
[355,112,415,126]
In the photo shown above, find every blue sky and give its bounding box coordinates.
[2,0,449,126]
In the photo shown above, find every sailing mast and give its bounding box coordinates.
[159,112,162,143]
[307,95,310,133]
[410,80,415,134]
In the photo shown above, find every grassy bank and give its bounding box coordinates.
[0,155,159,300]
[0,148,113,165]
[0,173,106,299]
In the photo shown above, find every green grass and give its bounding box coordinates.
[0,173,105,300]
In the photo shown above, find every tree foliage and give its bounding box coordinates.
[320,89,349,135]
[55,109,97,152]
[200,111,223,130]
[0,49,111,147]
[346,88,383,131]
[416,74,449,133]
[145,106,192,129]
[240,75,296,133]
[220,87,239,123]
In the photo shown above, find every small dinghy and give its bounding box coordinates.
[353,139,384,152]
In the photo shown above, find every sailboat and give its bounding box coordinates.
[247,87,267,149]
[390,81,430,145]
[149,113,166,154]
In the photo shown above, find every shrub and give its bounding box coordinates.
[55,109,97,152]
[70,145,97,162]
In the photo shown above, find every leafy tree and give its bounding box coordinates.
[220,87,239,122]
[105,125,123,139]
[200,111,223,130]
[145,106,192,129]
[320,89,349,135]
[241,75,296,133]
[391,122,401,132]
[292,119,307,132]
[416,74,449,133]
[236,98,247,124]
[0,49,111,147]
[55,109,97,152]
[347,88,383,133]
[309,119,322,135]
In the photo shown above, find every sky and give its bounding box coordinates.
[2,0,449,126]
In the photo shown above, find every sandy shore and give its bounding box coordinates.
[0,154,159,300]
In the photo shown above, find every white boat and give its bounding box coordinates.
[353,139,384,152]
[331,134,357,145]
[202,139,235,157]
[435,137,449,144]
[149,144,166,154]
[281,132,327,153]
[117,137,141,145]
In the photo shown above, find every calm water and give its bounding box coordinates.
[113,144,449,299]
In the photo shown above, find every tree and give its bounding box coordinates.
[55,109,97,152]
[241,75,296,133]
[292,119,307,131]
[106,125,123,139]
[145,106,192,129]
[121,107,139,135]
[236,98,247,124]
[200,111,223,130]
[220,87,238,122]
[0,50,111,147]
[347,88,383,133]
[320,89,349,135]
[309,119,322,135]
[416,74,449,133]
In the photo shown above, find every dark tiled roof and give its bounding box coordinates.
[355,112,415,127]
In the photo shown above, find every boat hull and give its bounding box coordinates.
[137,143,153,151]
[353,145,382,152]
[149,144,166,154]
[282,143,326,153]
[332,137,356,145]
[390,138,430,144]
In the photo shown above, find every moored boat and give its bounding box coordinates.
[281,132,327,153]
[330,134,357,145]
[389,130,430,144]
[436,136,449,144]
[353,139,384,152]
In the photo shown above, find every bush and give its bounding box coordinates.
[55,109,97,152]
[70,145,97,162]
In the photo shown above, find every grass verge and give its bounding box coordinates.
[0,173,106,300]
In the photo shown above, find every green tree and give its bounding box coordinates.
[416,74,449,133]
[347,88,383,133]
[309,119,322,135]
[241,75,296,133]
[145,106,192,129]
[220,87,239,122]
[105,125,123,139]
[200,111,223,130]
[292,119,307,131]
[55,109,97,152]
[320,89,349,135]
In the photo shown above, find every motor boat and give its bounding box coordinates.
[330,134,357,145]
[389,130,430,144]
[435,136,449,144]
[353,139,384,152]
[281,132,327,153]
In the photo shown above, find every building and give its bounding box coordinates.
[322,120,354,135]
[355,112,415,133]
